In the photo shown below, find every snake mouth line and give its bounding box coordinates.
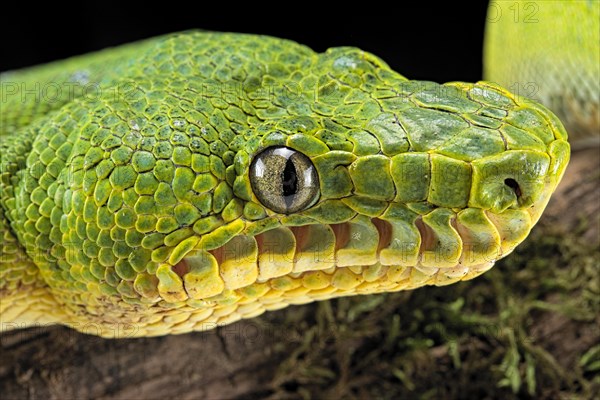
[169,210,524,301]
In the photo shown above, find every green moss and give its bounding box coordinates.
[261,222,599,399]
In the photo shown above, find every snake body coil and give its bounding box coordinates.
[0,32,569,337]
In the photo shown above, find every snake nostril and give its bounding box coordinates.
[504,178,522,198]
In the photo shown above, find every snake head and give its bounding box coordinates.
[2,33,569,336]
[158,45,570,314]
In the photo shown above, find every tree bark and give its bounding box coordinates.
[543,147,599,243]
[1,317,293,400]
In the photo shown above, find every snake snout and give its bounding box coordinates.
[469,150,552,213]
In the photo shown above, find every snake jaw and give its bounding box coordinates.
[161,207,516,307]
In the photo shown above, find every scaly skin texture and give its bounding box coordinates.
[485,0,599,144]
[0,32,569,337]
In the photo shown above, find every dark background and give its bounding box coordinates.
[0,4,489,83]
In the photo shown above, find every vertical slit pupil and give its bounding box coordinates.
[282,159,298,196]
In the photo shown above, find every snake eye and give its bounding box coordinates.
[250,146,319,214]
